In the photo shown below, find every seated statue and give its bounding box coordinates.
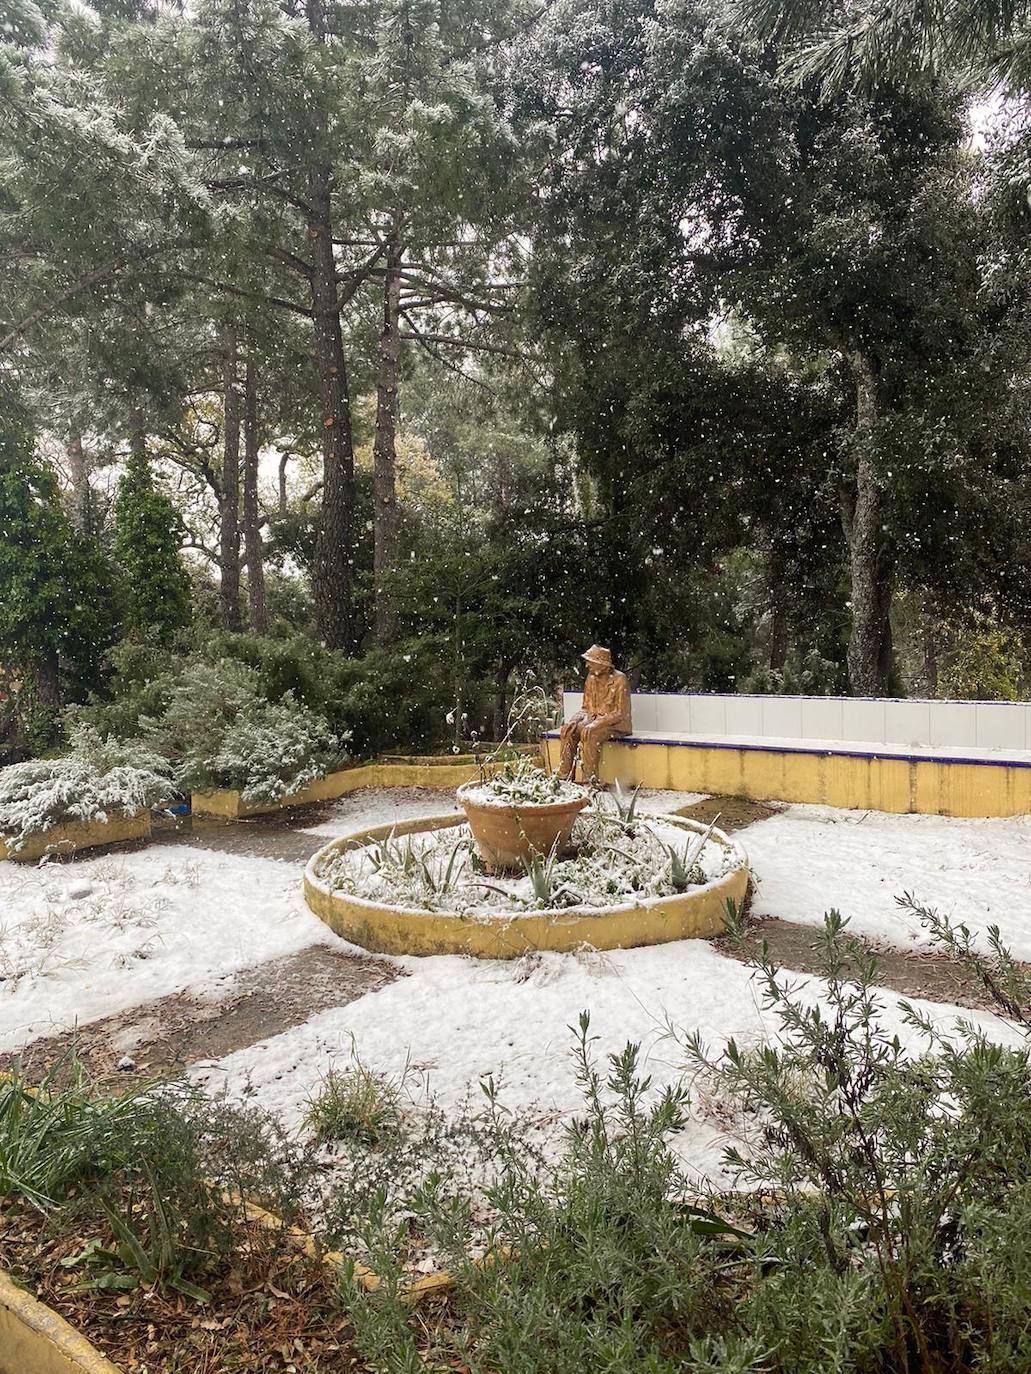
[559,645,632,783]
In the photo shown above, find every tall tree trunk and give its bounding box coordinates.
[220,331,243,631]
[30,649,61,719]
[492,681,509,743]
[306,0,355,653]
[278,452,289,516]
[243,355,267,635]
[843,352,892,697]
[373,237,403,644]
[67,430,93,534]
[922,591,939,698]
[766,545,788,672]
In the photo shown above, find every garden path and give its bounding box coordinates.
[2,786,1027,1183]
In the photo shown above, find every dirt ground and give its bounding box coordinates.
[674,795,780,831]
[688,793,1014,1015]
[713,914,1006,1014]
[1,943,399,1083]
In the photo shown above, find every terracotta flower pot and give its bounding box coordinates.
[457,782,589,871]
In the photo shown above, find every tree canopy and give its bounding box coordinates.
[4,0,1031,758]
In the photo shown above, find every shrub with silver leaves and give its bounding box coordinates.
[202,693,348,804]
[0,725,172,850]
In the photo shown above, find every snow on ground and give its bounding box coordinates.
[746,805,1031,956]
[298,789,463,838]
[197,937,1019,1187]
[7,784,1031,1190]
[0,845,331,1052]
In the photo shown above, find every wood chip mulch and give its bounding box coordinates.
[0,1202,368,1373]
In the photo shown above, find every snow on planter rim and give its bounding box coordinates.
[456,778,589,810]
[303,813,750,957]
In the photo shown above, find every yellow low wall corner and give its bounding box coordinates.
[0,1268,120,1374]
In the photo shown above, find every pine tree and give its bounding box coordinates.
[112,439,191,644]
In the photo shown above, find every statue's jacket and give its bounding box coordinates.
[582,670,632,734]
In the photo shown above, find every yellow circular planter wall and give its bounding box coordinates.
[0,1269,120,1374]
[304,813,749,959]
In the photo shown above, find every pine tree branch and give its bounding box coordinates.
[186,137,268,150]
[183,539,220,563]
[179,273,312,318]
[262,245,313,278]
[335,242,387,309]
[398,323,530,361]
[402,326,500,394]
[395,272,514,315]
[0,249,163,352]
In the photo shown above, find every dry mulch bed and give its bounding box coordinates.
[0,1202,366,1373]
[674,795,780,831]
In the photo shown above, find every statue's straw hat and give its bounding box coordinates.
[581,644,613,668]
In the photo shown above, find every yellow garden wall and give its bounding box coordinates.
[192,759,483,819]
[0,812,151,863]
[542,737,1031,818]
[0,1269,120,1374]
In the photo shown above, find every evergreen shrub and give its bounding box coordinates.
[341,911,1031,1374]
[0,724,171,849]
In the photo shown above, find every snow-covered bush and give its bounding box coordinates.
[140,658,264,771]
[130,657,347,802]
[203,694,348,804]
[0,725,172,849]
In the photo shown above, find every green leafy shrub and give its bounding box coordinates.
[111,444,191,646]
[340,1020,745,1372]
[76,649,347,802]
[341,913,1031,1373]
[75,631,448,774]
[0,724,172,848]
[939,603,1027,700]
[0,1061,313,1299]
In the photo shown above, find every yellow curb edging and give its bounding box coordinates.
[0,812,151,864]
[304,813,749,958]
[191,760,489,819]
[0,1268,121,1374]
[237,1198,474,1304]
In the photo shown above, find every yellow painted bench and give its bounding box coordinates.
[542,731,1031,818]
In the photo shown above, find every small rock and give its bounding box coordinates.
[63,880,93,901]
[117,1055,136,1072]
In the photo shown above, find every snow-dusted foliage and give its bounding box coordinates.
[139,658,347,802]
[205,694,347,804]
[463,756,586,808]
[0,726,172,849]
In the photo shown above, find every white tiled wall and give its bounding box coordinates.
[561,692,1031,750]
[926,701,978,746]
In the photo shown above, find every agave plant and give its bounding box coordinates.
[610,781,642,827]
[415,839,467,899]
[665,814,722,892]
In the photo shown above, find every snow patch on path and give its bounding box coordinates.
[196,938,1016,1185]
[0,845,330,1051]
[748,805,1031,955]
